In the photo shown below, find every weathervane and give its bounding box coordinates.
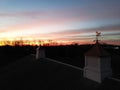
[95,31,101,43]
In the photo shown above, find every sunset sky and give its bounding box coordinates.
[0,0,120,45]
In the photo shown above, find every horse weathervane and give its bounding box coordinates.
[95,31,101,43]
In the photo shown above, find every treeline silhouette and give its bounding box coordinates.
[45,44,92,68]
[0,39,59,46]
[0,44,92,68]
[0,45,35,68]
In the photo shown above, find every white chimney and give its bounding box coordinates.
[84,43,112,83]
[36,46,45,59]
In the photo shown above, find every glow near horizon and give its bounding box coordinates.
[0,0,120,45]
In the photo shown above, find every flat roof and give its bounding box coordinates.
[0,55,120,90]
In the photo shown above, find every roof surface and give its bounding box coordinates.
[85,43,110,57]
[0,55,119,90]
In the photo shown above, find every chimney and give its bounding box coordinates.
[36,46,45,59]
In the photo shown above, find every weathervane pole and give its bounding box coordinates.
[96,31,101,44]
